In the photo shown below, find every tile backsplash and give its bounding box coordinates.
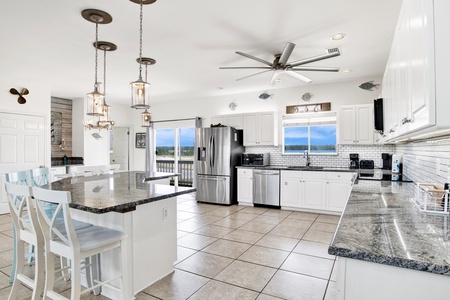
[245,144,395,169]
[246,137,450,186]
[395,136,450,187]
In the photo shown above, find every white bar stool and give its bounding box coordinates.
[32,187,129,300]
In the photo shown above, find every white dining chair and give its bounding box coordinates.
[5,182,45,300]
[32,186,129,300]
[5,170,32,284]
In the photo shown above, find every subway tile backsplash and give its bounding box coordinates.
[395,136,450,187]
[246,137,450,187]
[245,144,395,169]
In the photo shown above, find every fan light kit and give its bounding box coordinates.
[220,42,341,85]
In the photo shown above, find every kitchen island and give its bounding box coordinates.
[44,171,195,299]
[329,180,450,300]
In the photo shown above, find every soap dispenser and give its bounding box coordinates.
[63,154,68,165]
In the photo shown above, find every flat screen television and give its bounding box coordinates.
[374,98,383,133]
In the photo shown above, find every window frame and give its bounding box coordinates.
[281,112,338,156]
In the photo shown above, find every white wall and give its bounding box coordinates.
[131,77,383,168]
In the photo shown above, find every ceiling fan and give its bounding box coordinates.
[220,42,341,84]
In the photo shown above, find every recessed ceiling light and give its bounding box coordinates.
[342,69,352,73]
[276,79,282,83]
[216,87,224,89]
[330,33,346,41]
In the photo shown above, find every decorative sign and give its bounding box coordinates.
[286,102,331,114]
[51,112,62,145]
[135,132,146,148]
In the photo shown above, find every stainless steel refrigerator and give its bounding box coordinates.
[195,127,244,205]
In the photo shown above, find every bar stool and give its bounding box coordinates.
[32,186,129,300]
[5,170,32,284]
[5,182,45,300]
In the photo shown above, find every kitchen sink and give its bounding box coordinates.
[287,166,324,170]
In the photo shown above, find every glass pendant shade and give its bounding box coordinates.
[130,77,150,109]
[141,109,151,127]
[98,104,114,127]
[86,87,105,116]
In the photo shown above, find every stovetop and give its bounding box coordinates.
[357,169,412,182]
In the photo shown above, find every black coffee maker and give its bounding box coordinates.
[382,153,392,170]
[349,153,359,169]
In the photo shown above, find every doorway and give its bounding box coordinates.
[110,126,130,171]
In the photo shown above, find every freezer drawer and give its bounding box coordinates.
[196,175,231,205]
[253,169,280,206]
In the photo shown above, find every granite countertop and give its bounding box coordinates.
[329,180,450,276]
[41,171,195,214]
[237,165,357,173]
[143,171,180,181]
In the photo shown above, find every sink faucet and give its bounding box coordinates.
[304,150,311,166]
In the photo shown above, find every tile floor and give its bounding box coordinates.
[0,193,340,299]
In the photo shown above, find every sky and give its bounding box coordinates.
[284,125,336,146]
[156,128,195,147]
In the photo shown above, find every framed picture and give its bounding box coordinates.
[135,132,146,148]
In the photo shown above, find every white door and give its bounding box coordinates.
[110,127,129,171]
[0,112,45,214]
[338,106,356,144]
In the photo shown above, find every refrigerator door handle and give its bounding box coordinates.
[211,136,215,168]
[208,135,213,169]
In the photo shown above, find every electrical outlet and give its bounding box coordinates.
[163,207,168,219]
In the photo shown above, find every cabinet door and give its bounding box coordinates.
[238,169,253,204]
[338,106,356,144]
[243,114,259,146]
[327,181,352,212]
[355,105,374,145]
[259,112,275,145]
[303,179,327,210]
[281,171,303,208]
[228,115,243,129]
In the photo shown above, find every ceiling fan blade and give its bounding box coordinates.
[289,50,341,67]
[290,66,340,72]
[285,71,312,83]
[270,70,283,85]
[278,42,296,65]
[235,51,273,66]
[219,67,272,70]
[236,70,272,81]
[9,88,19,95]
[21,88,29,95]
[17,96,26,104]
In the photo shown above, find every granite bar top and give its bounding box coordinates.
[329,180,450,276]
[142,171,180,181]
[41,171,195,214]
[237,165,358,173]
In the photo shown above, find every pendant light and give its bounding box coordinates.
[82,9,112,116]
[130,0,156,109]
[97,42,117,129]
[139,57,156,127]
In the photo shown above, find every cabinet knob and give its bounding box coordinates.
[401,118,412,125]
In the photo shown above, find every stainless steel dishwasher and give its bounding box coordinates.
[253,169,280,206]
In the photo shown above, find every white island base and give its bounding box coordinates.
[71,197,177,299]
[336,257,450,300]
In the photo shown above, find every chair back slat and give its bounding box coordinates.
[30,167,50,186]
[32,187,79,252]
[5,182,39,237]
[5,170,30,185]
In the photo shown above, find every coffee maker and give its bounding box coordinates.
[349,153,359,169]
[382,153,392,170]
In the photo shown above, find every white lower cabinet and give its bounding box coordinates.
[50,166,67,182]
[237,168,253,205]
[281,170,354,213]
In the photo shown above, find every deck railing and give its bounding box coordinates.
[155,159,194,187]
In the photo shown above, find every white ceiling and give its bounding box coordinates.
[0,0,402,105]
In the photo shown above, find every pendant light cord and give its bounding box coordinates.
[138,0,143,79]
[94,22,99,90]
[103,49,107,99]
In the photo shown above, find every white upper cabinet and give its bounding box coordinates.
[381,0,450,142]
[338,104,374,145]
[243,112,278,146]
[211,114,243,129]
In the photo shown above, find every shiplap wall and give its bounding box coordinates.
[51,97,72,158]
[395,136,450,187]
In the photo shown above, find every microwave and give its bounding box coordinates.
[242,153,270,166]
